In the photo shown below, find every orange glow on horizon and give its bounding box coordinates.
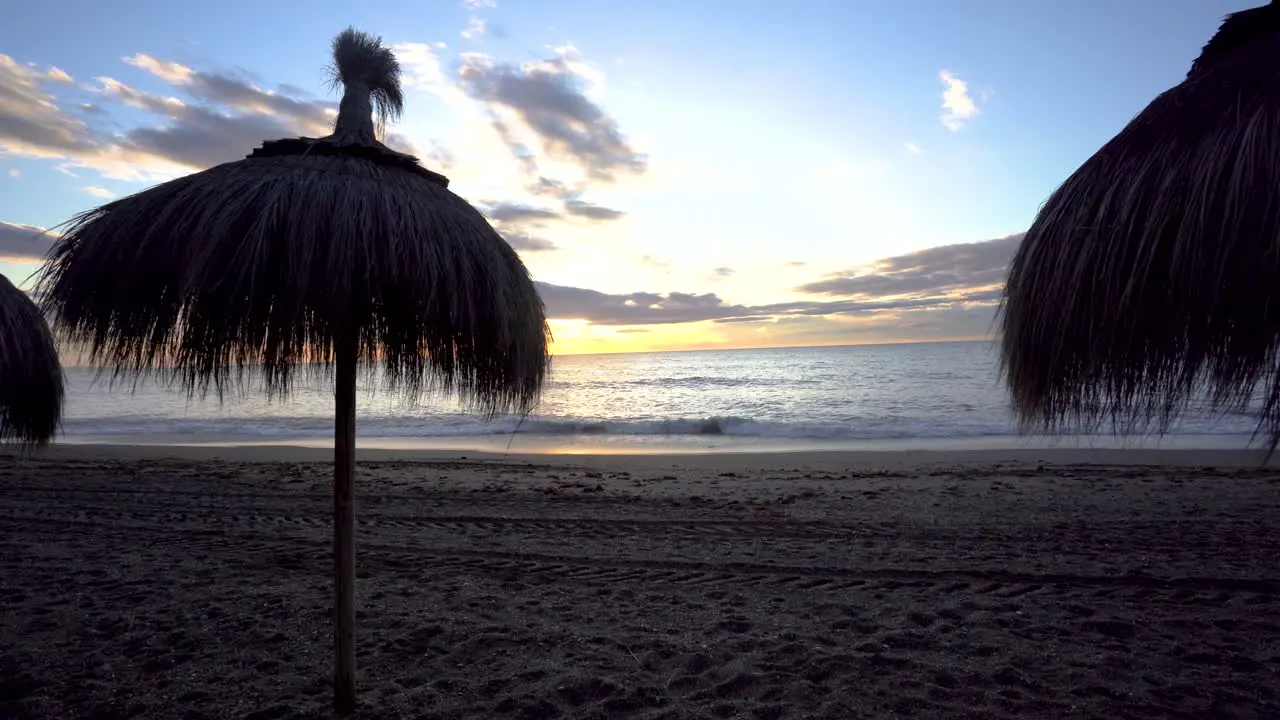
[52,317,995,367]
[545,318,992,356]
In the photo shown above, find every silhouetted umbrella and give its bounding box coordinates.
[37,29,550,714]
[0,273,63,446]
[1000,2,1280,448]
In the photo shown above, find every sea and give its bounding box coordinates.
[56,341,1267,454]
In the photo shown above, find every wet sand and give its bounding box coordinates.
[1,445,1278,719]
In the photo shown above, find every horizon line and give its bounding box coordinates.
[56,336,995,369]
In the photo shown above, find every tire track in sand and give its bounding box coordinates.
[3,513,1276,599]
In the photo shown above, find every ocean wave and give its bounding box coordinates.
[57,412,1261,442]
[558,376,824,391]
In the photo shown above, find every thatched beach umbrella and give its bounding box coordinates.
[0,273,63,446]
[37,29,550,713]
[1000,2,1280,448]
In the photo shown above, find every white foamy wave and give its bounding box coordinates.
[57,411,1261,442]
[55,343,1269,448]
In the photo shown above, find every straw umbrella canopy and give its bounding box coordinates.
[1000,2,1280,448]
[37,29,550,714]
[0,273,64,446]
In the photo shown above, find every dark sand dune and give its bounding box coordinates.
[1,452,1278,718]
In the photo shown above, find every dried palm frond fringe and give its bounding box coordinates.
[38,146,550,416]
[999,2,1280,450]
[0,273,64,446]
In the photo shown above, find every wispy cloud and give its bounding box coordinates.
[797,233,1021,299]
[641,254,673,273]
[0,54,100,162]
[0,220,56,262]
[2,40,640,264]
[499,228,556,252]
[461,17,487,40]
[939,70,979,131]
[123,54,192,84]
[538,279,1003,327]
[905,141,923,155]
[528,234,1021,347]
[564,199,624,221]
[45,67,73,84]
[7,168,18,178]
[0,50,423,183]
[458,48,646,181]
[483,202,561,223]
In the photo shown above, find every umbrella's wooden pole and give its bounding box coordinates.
[333,333,358,715]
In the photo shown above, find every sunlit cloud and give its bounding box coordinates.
[461,17,486,40]
[0,34,1015,356]
[939,69,979,131]
[0,220,56,262]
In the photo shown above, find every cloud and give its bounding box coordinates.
[123,55,192,84]
[82,185,114,198]
[465,0,496,7]
[458,50,646,180]
[939,70,979,131]
[7,168,18,178]
[537,280,1002,327]
[484,114,538,172]
[528,175,571,198]
[95,76,186,116]
[641,254,672,273]
[0,221,55,262]
[905,142,923,155]
[564,199,623,220]
[118,102,314,171]
[461,17,487,40]
[798,233,1021,299]
[709,267,734,280]
[538,283,749,325]
[0,54,99,160]
[536,233,1019,329]
[499,228,556,252]
[1,50,421,183]
[45,67,73,85]
[482,202,560,223]
[477,205,561,252]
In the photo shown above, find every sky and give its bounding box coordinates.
[0,0,1257,356]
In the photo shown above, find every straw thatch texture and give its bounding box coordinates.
[999,2,1280,447]
[36,30,550,418]
[38,155,549,414]
[0,273,64,445]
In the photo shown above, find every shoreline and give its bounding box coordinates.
[11,439,1274,469]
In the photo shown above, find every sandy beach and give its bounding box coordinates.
[2,445,1278,719]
